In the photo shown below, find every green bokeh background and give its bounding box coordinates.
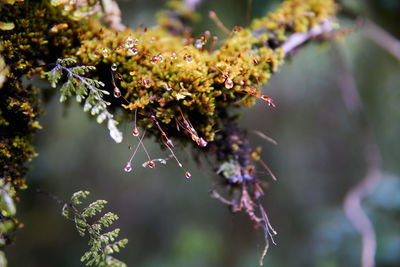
[5,0,400,266]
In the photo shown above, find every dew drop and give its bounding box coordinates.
[167,139,174,147]
[102,48,110,58]
[158,54,164,63]
[127,48,138,56]
[124,162,132,172]
[183,54,193,63]
[148,161,155,169]
[199,137,208,147]
[93,51,100,58]
[125,37,134,48]
[185,172,191,179]
[150,55,159,64]
[111,63,117,71]
[225,78,234,89]
[114,87,121,98]
[171,52,177,60]
[132,127,139,137]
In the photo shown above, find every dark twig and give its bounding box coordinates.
[333,47,382,267]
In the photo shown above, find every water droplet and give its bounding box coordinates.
[212,36,218,42]
[165,83,171,91]
[225,78,233,89]
[93,51,100,58]
[134,38,139,45]
[102,48,110,58]
[114,87,121,98]
[150,37,155,43]
[127,48,138,56]
[253,58,259,65]
[124,162,132,172]
[132,127,139,137]
[199,137,208,147]
[183,54,193,63]
[167,139,174,147]
[185,172,191,179]
[204,30,210,38]
[158,54,164,63]
[111,63,117,71]
[125,37,134,48]
[171,52,177,60]
[148,161,155,169]
[194,39,203,49]
[150,55,159,64]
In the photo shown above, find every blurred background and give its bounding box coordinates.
[5,0,400,266]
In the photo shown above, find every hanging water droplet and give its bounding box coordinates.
[102,48,110,58]
[132,127,139,137]
[225,78,234,89]
[185,171,191,179]
[111,63,117,71]
[183,54,193,63]
[199,137,208,147]
[150,55,159,64]
[125,37,134,48]
[171,52,177,60]
[124,162,132,172]
[167,139,174,147]
[114,86,121,98]
[127,48,138,56]
[148,161,155,169]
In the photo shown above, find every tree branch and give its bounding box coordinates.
[281,19,334,54]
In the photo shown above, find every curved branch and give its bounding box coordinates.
[281,19,334,54]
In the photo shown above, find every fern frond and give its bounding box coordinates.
[63,190,128,267]
[46,58,123,143]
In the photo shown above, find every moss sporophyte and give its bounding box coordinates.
[0,0,339,265]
